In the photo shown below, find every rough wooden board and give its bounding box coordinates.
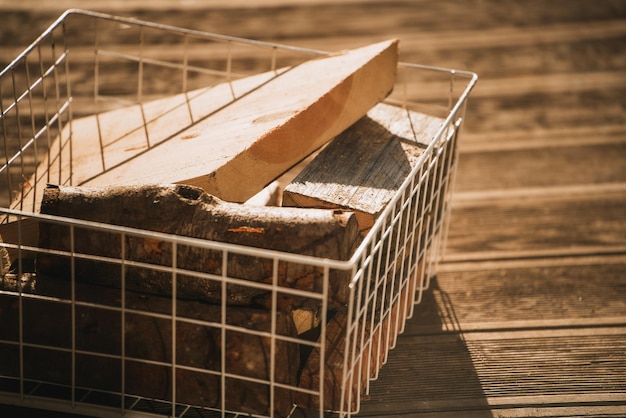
[282,102,444,233]
[81,39,398,202]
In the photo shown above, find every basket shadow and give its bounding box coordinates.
[354,275,492,417]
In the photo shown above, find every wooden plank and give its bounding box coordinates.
[282,102,444,234]
[77,39,398,203]
[459,124,626,153]
[355,405,626,418]
[445,192,626,260]
[453,183,626,204]
[16,68,291,213]
[408,256,626,334]
[357,328,626,416]
[462,86,626,136]
[454,142,626,193]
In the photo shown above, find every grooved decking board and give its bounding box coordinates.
[460,125,626,153]
[408,257,626,333]
[454,142,626,192]
[357,328,626,416]
[445,192,626,260]
[462,87,626,135]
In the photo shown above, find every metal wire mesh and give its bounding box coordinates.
[0,9,476,418]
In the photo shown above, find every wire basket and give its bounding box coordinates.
[0,9,477,418]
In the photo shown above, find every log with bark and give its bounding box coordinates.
[0,276,300,417]
[36,183,361,312]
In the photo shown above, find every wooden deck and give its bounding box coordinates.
[1,0,625,416]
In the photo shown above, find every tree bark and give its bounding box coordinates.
[0,276,300,417]
[37,184,361,311]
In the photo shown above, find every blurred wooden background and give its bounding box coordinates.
[1,1,625,416]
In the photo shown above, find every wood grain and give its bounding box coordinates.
[455,142,626,193]
[445,192,626,261]
[283,103,443,234]
[19,68,290,213]
[410,256,626,334]
[78,39,398,202]
[358,328,626,416]
[0,277,300,417]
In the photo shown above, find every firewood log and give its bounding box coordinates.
[37,184,360,312]
[0,276,300,417]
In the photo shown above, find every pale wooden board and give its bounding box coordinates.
[282,102,444,233]
[18,68,289,213]
[78,39,398,202]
